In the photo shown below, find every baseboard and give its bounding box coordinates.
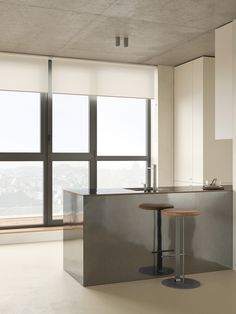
[0,230,63,245]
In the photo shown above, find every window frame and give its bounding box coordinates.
[0,92,46,230]
[91,96,151,190]
[0,61,152,230]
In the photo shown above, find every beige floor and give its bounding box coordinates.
[0,241,235,314]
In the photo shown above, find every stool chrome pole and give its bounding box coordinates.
[182,217,185,282]
[175,216,181,282]
[161,208,201,289]
[157,209,163,270]
[139,203,174,276]
[153,211,157,273]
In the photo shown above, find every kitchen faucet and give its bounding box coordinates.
[145,164,157,192]
[210,178,217,186]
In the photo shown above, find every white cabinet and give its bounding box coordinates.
[174,57,232,186]
[174,61,194,185]
[215,22,233,140]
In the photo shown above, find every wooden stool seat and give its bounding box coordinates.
[139,203,174,211]
[162,208,200,217]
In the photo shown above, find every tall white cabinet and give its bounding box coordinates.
[174,57,232,186]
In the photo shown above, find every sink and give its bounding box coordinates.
[125,187,158,192]
[203,185,224,190]
[125,187,145,191]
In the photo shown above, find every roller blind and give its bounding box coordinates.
[52,58,156,99]
[0,53,48,92]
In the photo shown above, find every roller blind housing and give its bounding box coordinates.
[52,58,156,99]
[0,54,48,92]
[0,53,156,98]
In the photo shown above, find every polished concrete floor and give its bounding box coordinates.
[0,241,236,314]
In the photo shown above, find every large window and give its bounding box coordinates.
[0,91,40,152]
[0,91,151,229]
[0,162,43,227]
[52,161,89,219]
[96,96,150,189]
[0,91,43,227]
[52,94,89,153]
[97,97,147,156]
[51,94,90,221]
[97,161,146,189]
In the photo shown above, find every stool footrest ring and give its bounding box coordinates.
[152,249,174,254]
[163,254,175,258]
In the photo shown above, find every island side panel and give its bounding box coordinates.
[63,191,84,285]
[83,191,232,286]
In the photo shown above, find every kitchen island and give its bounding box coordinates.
[63,186,233,286]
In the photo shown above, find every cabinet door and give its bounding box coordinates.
[174,62,193,183]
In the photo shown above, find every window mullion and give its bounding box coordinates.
[146,99,151,187]
[89,96,97,190]
[45,59,53,226]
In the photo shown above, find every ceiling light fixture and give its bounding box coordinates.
[124,37,128,48]
[115,36,129,48]
[115,36,120,47]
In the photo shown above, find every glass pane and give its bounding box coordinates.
[52,94,89,153]
[97,161,146,188]
[0,162,43,227]
[97,97,146,156]
[0,91,40,152]
[53,161,89,219]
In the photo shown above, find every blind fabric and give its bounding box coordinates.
[52,58,156,99]
[0,53,156,98]
[0,53,48,92]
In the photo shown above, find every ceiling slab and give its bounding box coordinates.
[64,16,203,61]
[0,0,235,65]
[2,0,117,15]
[102,0,236,31]
[144,30,215,66]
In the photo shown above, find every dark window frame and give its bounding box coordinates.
[0,62,152,230]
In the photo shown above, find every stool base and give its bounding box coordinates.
[162,277,200,289]
[139,266,174,276]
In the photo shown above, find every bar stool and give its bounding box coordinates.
[161,208,201,289]
[139,203,174,275]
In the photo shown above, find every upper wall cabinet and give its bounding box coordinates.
[215,23,233,139]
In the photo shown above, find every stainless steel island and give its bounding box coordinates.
[63,186,233,286]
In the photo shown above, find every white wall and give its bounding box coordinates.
[157,65,174,186]
[232,20,236,269]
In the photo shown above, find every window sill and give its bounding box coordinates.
[0,226,64,235]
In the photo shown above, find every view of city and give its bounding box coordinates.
[0,161,146,221]
[97,161,146,189]
[0,92,147,226]
[0,162,43,220]
[52,161,89,218]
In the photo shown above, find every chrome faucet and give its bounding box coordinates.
[210,178,217,186]
[153,164,157,192]
[145,166,152,192]
[145,164,157,192]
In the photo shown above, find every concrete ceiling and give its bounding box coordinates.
[0,0,236,66]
